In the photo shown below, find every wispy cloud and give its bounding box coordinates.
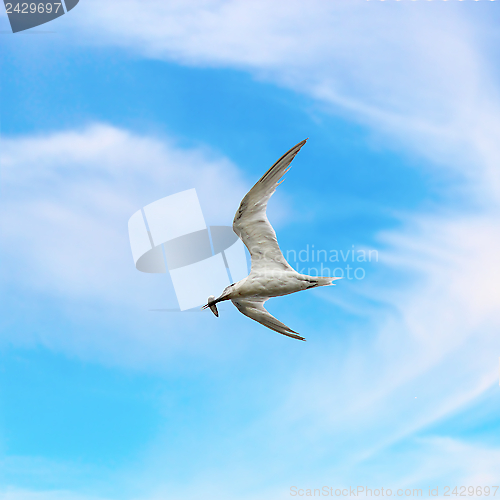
[56,0,500,489]
[66,0,500,198]
[4,434,500,500]
[4,1,500,496]
[0,124,254,367]
[1,123,248,302]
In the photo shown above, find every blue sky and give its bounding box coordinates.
[1,1,500,499]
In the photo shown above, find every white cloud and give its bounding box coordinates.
[65,0,500,198]
[4,1,500,494]
[260,210,500,486]
[1,124,247,303]
[403,437,500,489]
[62,6,500,482]
[4,435,500,500]
[0,124,256,367]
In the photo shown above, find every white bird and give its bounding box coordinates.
[202,139,341,341]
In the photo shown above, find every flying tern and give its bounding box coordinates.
[203,139,340,341]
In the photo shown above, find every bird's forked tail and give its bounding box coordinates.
[309,276,342,288]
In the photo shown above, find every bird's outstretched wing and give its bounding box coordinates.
[232,298,305,341]
[233,139,307,273]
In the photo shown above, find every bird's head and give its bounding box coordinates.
[202,295,219,317]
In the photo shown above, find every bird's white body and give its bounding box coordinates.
[203,139,340,341]
[223,271,331,301]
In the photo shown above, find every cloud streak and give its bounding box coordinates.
[66,0,500,198]
[0,124,255,367]
[3,1,500,496]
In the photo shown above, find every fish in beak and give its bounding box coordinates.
[203,295,219,317]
